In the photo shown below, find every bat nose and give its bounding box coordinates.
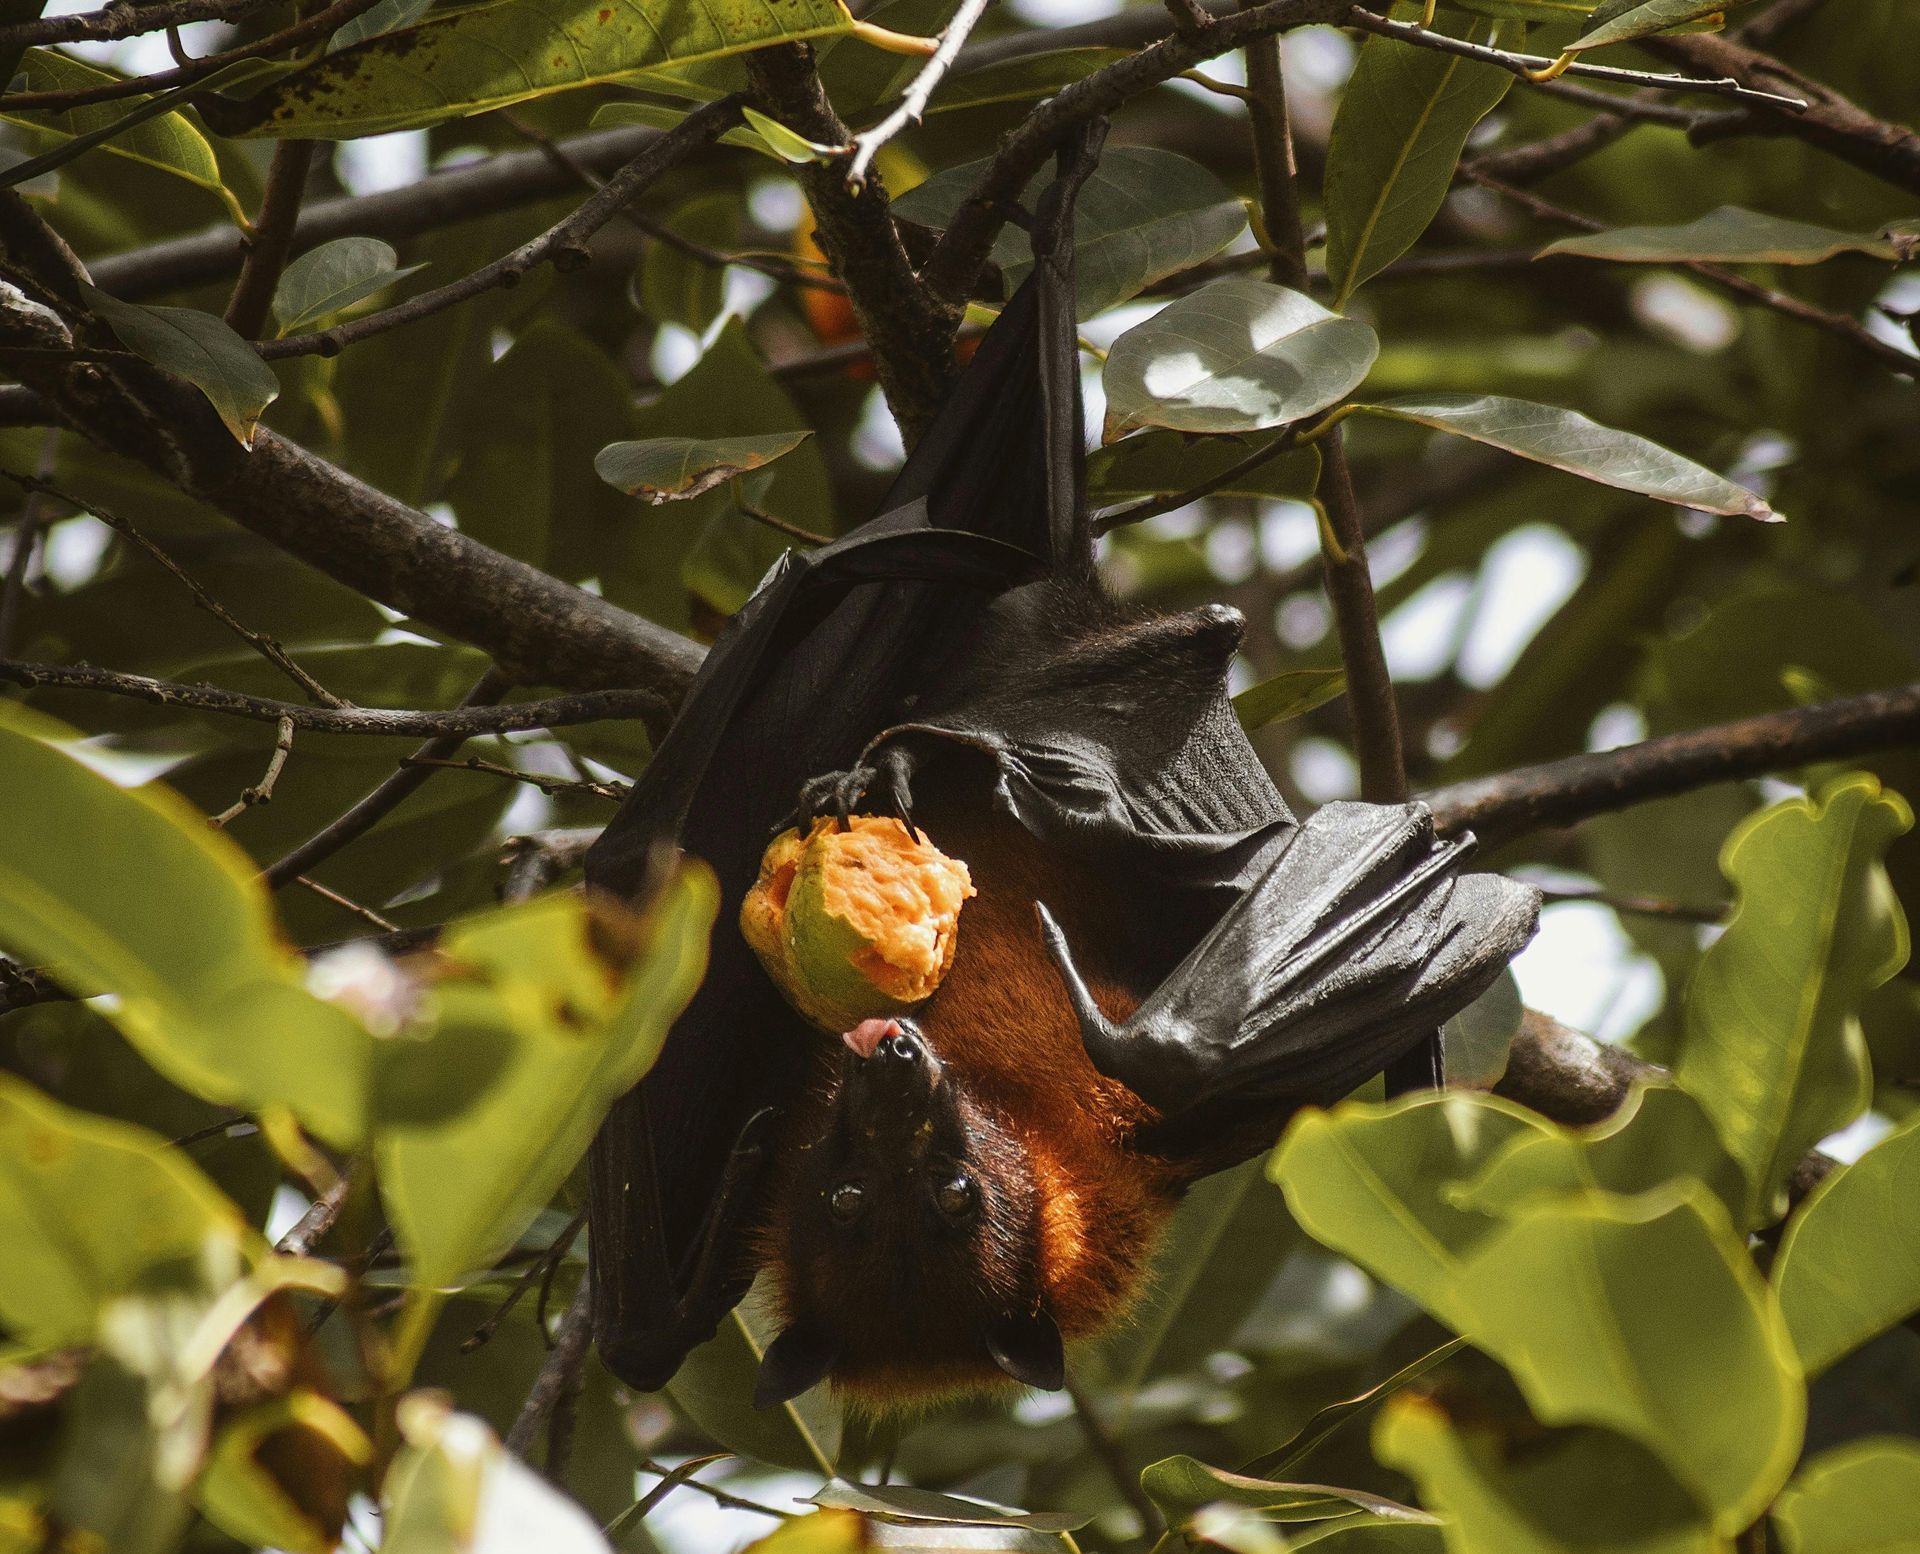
[842,1018,926,1064]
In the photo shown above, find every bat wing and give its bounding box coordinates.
[1037,801,1541,1127]
[584,131,1108,1392]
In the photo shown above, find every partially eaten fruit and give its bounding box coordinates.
[740,816,975,1033]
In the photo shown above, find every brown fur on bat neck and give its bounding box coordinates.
[753,768,1246,1411]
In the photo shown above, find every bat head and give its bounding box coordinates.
[755,1017,1064,1410]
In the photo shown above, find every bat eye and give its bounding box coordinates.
[828,1182,866,1223]
[935,1174,978,1221]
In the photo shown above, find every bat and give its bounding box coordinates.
[583,125,1540,1409]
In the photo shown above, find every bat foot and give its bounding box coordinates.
[781,745,920,839]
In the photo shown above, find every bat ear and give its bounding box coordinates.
[754,1321,839,1409]
[983,1308,1064,1391]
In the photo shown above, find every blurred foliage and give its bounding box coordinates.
[2,0,1919,1547]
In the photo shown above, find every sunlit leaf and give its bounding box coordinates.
[1773,1112,1920,1375]
[1352,394,1779,520]
[0,704,373,1145]
[596,431,815,504]
[1675,774,1910,1227]
[811,1481,1089,1532]
[83,286,280,446]
[1141,1456,1432,1525]
[196,1391,371,1554]
[272,236,424,335]
[218,0,856,138]
[1772,1437,1920,1554]
[895,147,1249,319]
[1541,205,1906,266]
[1103,279,1379,441]
[1234,668,1347,731]
[1324,12,1514,306]
[742,104,842,164]
[742,1511,868,1554]
[1570,0,1749,53]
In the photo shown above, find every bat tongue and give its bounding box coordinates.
[842,1017,901,1060]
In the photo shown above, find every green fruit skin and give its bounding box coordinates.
[776,855,923,1033]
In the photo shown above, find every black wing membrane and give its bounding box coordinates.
[1037,802,1540,1122]
[584,131,1107,1391]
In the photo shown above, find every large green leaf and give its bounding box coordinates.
[1773,1112,1920,1375]
[0,1072,258,1349]
[1103,279,1379,441]
[1675,775,1910,1227]
[894,147,1248,320]
[1771,1437,1920,1554]
[667,1300,842,1474]
[0,704,374,1146]
[218,0,856,138]
[379,871,714,1288]
[83,287,281,447]
[2,49,242,223]
[1352,395,1779,520]
[1323,12,1514,306]
[1541,206,1908,266]
[1375,1399,1723,1554]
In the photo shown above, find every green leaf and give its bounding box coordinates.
[0,1072,259,1349]
[328,0,431,51]
[741,104,842,163]
[271,236,424,335]
[1088,428,1322,504]
[1243,1338,1471,1479]
[378,871,715,1288]
[1353,394,1779,520]
[1772,1437,1920,1554]
[0,704,374,1145]
[1540,205,1906,266]
[1,49,242,222]
[1375,1398,1724,1554]
[1571,0,1749,53]
[1141,1457,1433,1526]
[383,1393,613,1553]
[1675,774,1911,1227]
[196,1392,370,1554]
[82,286,280,446]
[595,431,815,504]
[1324,12,1515,306]
[220,0,855,138]
[895,147,1249,320]
[634,190,742,332]
[1103,279,1379,441]
[667,1301,842,1475]
[742,1512,869,1554]
[1440,969,1524,1089]
[1774,1113,1920,1375]
[1234,668,1348,731]
[808,1482,1090,1533]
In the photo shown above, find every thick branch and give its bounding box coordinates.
[744,43,959,444]
[0,0,275,48]
[1421,683,1920,847]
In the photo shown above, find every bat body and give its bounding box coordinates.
[584,130,1540,1407]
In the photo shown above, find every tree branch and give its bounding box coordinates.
[745,43,960,444]
[0,0,278,48]
[1421,683,1920,847]
[223,139,317,340]
[0,661,664,738]
[845,0,994,189]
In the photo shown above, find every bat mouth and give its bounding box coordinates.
[836,1018,945,1145]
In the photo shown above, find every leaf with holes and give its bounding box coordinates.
[1353,394,1778,519]
[596,431,814,505]
[1103,280,1379,441]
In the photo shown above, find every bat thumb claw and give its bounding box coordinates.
[1033,901,1118,1047]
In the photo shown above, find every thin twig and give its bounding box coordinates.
[1534,884,1727,924]
[1092,427,1303,535]
[293,875,400,933]
[264,669,511,889]
[1342,9,1808,113]
[276,1174,351,1257]
[224,140,318,340]
[1460,166,1920,380]
[1065,1374,1163,1537]
[0,661,661,738]
[733,482,832,546]
[461,1209,587,1354]
[634,1458,792,1520]
[845,0,994,189]
[401,754,629,803]
[257,97,745,362]
[1,471,347,706]
[0,428,62,656]
[1422,682,1920,846]
[0,0,279,48]
[603,1455,734,1542]
[209,715,295,827]
[499,828,603,903]
[506,1282,593,1464]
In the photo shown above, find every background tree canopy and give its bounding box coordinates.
[0,0,1917,1548]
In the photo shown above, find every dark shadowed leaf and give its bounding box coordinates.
[272,236,424,334]
[1774,1113,1920,1375]
[1324,12,1514,306]
[895,147,1248,319]
[1244,1339,1471,1479]
[83,286,280,446]
[596,431,815,504]
[1541,206,1905,266]
[1103,280,1378,440]
[1353,394,1779,519]
[1089,429,1322,503]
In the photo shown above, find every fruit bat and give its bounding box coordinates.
[584,126,1539,1410]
